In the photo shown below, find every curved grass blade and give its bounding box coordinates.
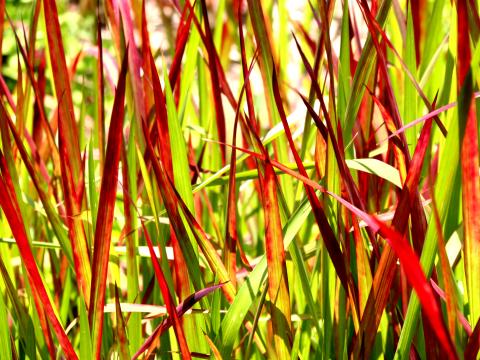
[0,152,78,359]
[132,283,226,359]
[225,141,457,358]
[397,1,478,354]
[0,99,73,265]
[353,117,433,358]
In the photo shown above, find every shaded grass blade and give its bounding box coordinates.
[89,50,128,359]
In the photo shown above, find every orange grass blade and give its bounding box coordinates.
[58,110,92,304]
[262,161,293,358]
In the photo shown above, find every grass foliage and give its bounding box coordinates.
[0,0,480,358]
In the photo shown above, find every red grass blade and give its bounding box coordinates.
[43,0,82,178]
[89,50,128,359]
[117,0,145,122]
[222,139,457,358]
[465,319,480,360]
[353,118,433,357]
[271,65,355,307]
[141,222,191,359]
[0,152,78,359]
[199,0,227,165]
[168,2,194,89]
[457,0,471,87]
[460,83,480,337]
[371,219,457,359]
[411,0,426,66]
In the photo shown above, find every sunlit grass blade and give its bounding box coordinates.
[224,100,240,287]
[0,282,11,359]
[457,0,480,330]
[262,161,292,358]
[58,110,92,305]
[430,174,459,340]
[120,134,141,354]
[77,297,92,360]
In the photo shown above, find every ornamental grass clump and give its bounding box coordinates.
[0,0,479,358]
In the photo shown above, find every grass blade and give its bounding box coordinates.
[0,151,78,359]
[89,50,128,359]
[262,161,293,358]
[43,0,81,177]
